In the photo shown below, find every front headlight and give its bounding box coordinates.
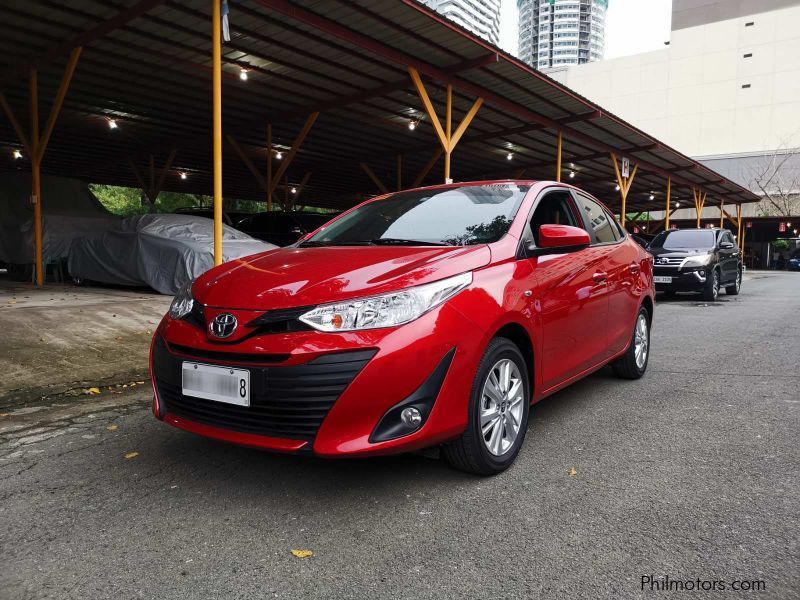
[299,272,472,332]
[169,280,194,319]
[682,254,713,269]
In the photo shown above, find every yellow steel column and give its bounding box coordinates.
[30,68,42,286]
[719,198,724,228]
[556,130,562,182]
[665,177,671,230]
[266,124,272,211]
[736,204,743,248]
[444,84,452,183]
[212,0,223,266]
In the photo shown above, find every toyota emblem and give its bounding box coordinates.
[210,313,238,338]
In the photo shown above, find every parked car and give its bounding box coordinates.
[647,227,742,300]
[151,181,655,475]
[68,214,276,294]
[237,211,339,246]
[788,250,800,272]
[174,207,253,228]
[0,173,121,281]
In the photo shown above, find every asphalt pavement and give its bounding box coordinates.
[1,271,798,599]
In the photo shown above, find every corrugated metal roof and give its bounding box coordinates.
[0,0,760,212]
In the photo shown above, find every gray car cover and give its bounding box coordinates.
[0,172,120,265]
[67,214,276,294]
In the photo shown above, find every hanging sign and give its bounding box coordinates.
[621,157,630,179]
[779,222,786,233]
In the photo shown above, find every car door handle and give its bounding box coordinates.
[630,263,640,274]
[593,271,608,283]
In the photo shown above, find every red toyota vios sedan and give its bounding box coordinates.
[151,181,654,475]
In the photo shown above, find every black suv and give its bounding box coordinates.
[647,227,742,300]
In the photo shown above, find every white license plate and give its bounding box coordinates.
[653,276,672,284]
[182,362,250,406]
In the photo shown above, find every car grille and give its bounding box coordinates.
[654,257,683,266]
[152,335,376,441]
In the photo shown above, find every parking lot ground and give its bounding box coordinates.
[0,278,169,405]
[0,271,798,599]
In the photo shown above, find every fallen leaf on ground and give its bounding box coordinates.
[124,451,139,459]
[0,413,10,418]
[136,381,145,385]
[7,300,16,304]
[107,424,119,431]
[84,387,101,395]
[569,467,577,477]
[290,550,313,558]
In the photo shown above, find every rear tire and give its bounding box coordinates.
[443,338,530,476]
[702,267,720,301]
[612,307,650,380]
[725,268,741,295]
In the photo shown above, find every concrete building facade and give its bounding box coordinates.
[546,0,800,264]
[518,0,608,69]
[423,0,501,46]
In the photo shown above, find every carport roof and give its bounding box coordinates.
[0,0,761,212]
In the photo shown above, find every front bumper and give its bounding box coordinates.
[150,302,484,457]
[654,266,710,292]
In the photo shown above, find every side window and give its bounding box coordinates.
[723,231,735,246]
[574,193,620,244]
[528,191,578,245]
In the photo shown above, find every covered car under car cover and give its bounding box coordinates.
[67,213,276,294]
[0,172,120,266]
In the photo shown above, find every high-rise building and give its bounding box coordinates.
[423,0,501,46]
[518,0,608,69]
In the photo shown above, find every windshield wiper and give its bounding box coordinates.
[369,238,452,246]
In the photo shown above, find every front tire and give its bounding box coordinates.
[443,338,530,476]
[725,268,742,295]
[702,267,720,301]
[612,307,650,380]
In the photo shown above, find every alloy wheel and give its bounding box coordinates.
[634,313,649,369]
[480,359,524,456]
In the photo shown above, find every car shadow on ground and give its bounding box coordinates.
[143,367,611,501]
[654,292,733,305]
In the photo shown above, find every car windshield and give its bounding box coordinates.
[303,184,529,247]
[649,229,715,250]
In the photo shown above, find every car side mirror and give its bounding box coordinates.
[527,224,591,257]
[720,241,735,249]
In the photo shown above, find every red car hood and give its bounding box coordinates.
[194,245,491,310]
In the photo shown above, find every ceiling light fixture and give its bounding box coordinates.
[108,119,118,129]
[507,152,513,160]
[408,120,417,131]
[569,170,575,178]
[13,149,22,159]
[275,151,283,160]
[180,172,187,180]
[291,186,297,194]
[649,194,655,200]
[614,183,620,191]
[239,68,249,81]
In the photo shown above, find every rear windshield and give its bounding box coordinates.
[649,229,715,250]
[304,184,529,247]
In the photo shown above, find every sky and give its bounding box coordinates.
[498,0,673,60]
